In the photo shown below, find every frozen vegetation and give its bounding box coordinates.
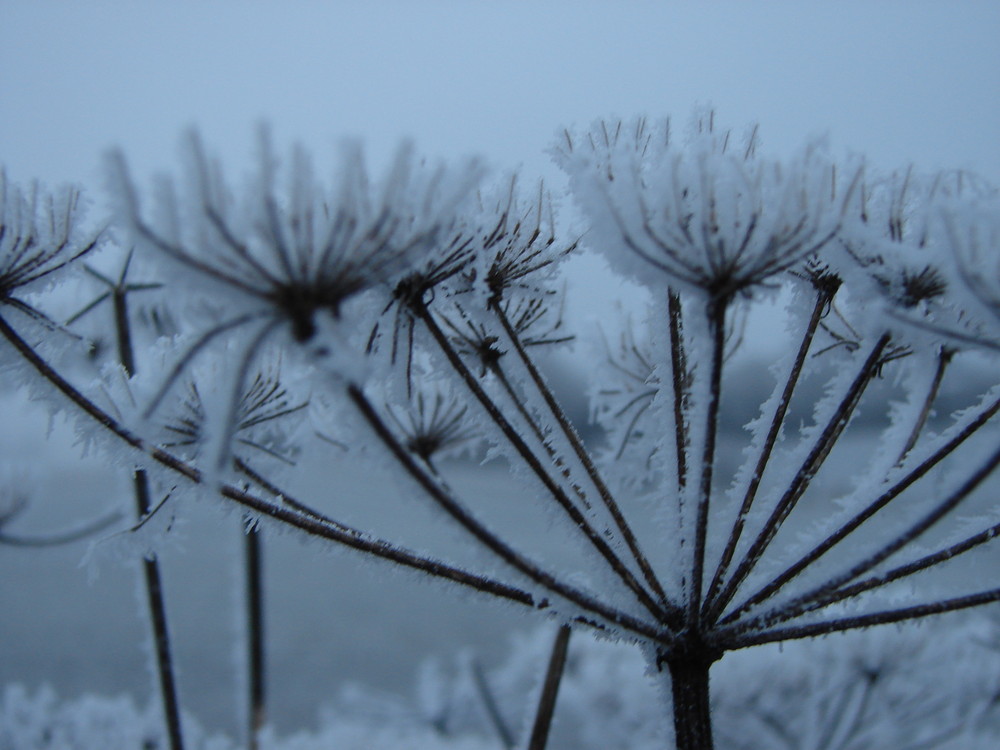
[2,109,1000,748]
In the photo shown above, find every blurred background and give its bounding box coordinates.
[2,0,999,737]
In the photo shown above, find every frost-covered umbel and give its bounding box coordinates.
[3,112,1000,750]
[554,113,858,302]
[110,131,483,346]
[0,171,100,338]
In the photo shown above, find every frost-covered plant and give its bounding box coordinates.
[3,111,1000,749]
[325,616,1000,750]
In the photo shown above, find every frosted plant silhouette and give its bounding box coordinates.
[2,111,1000,749]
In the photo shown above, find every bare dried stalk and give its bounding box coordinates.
[491,297,674,616]
[704,289,829,619]
[416,302,672,623]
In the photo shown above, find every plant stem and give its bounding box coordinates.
[471,659,516,749]
[749,443,1000,629]
[711,333,890,620]
[491,299,673,616]
[721,392,1000,625]
[526,625,572,750]
[135,471,185,750]
[896,346,953,463]
[244,522,265,750]
[113,278,186,750]
[347,382,670,644]
[0,313,548,613]
[732,586,1000,648]
[703,290,827,618]
[666,652,716,750]
[667,291,690,492]
[417,303,670,623]
[689,297,728,625]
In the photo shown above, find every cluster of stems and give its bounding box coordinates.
[3,153,1000,748]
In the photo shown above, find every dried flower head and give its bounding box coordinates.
[161,366,307,466]
[111,131,483,345]
[0,171,100,328]
[387,390,476,469]
[459,176,576,304]
[556,112,858,303]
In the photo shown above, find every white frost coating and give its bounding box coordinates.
[555,112,857,302]
[8,110,1000,748]
[108,133,483,475]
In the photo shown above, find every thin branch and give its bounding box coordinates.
[526,625,572,750]
[741,443,1000,630]
[417,303,671,624]
[0,509,123,547]
[492,298,674,615]
[667,290,690,493]
[711,334,891,620]
[347,382,670,645]
[721,391,1000,625]
[0,312,550,610]
[897,347,953,463]
[690,296,728,625]
[470,660,516,749]
[704,290,828,620]
[731,587,1000,649]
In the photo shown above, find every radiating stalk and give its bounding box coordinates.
[732,587,1000,649]
[416,303,671,623]
[896,347,953,463]
[721,392,1000,625]
[667,291,691,492]
[347,382,670,645]
[491,298,674,616]
[704,290,827,620]
[711,334,891,620]
[0,313,551,611]
[745,443,1000,630]
[689,298,728,625]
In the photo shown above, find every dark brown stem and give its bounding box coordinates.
[0,510,123,547]
[897,347,953,463]
[245,523,265,749]
[742,443,1000,630]
[711,334,891,620]
[491,298,674,616]
[347,382,669,645]
[666,652,716,750]
[721,392,1000,625]
[416,304,671,623]
[112,276,185,750]
[526,625,572,750]
[731,587,1000,649]
[667,290,690,491]
[689,297,728,625]
[135,471,185,750]
[787,517,1000,624]
[471,660,516,749]
[0,312,546,610]
[487,359,592,513]
[703,290,827,618]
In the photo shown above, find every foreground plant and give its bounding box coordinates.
[2,112,999,748]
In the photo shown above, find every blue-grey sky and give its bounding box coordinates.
[3,1,999,192]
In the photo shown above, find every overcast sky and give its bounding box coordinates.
[3,1,999,190]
